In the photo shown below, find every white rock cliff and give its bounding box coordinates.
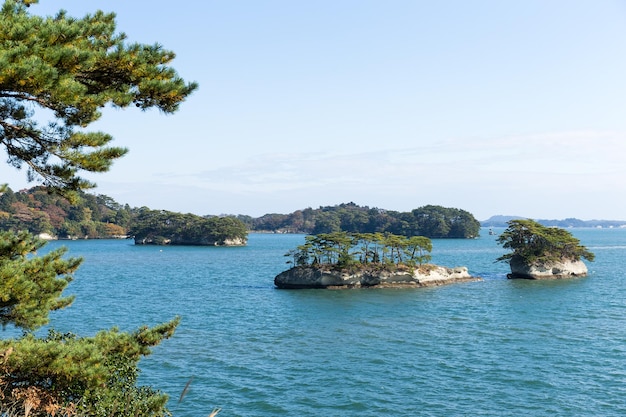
[274,265,480,289]
[508,256,588,279]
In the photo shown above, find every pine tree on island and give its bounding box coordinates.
[496,219,595,279]
[276,231,479,289]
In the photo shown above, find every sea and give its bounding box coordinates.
[7,227,626,416]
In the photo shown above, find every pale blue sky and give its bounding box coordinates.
[2,0,626,220]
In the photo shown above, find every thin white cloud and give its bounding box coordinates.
[156,130,624,193]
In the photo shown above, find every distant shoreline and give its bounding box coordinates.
[481,217,626,229]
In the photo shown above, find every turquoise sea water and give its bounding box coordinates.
[14,228,626,416]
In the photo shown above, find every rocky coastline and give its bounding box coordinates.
[274,264,481,289]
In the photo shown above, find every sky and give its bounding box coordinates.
[2,0,626,220]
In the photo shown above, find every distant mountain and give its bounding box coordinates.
[480,215,524,227]
[481,215,626,228]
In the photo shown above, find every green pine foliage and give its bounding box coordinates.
[496,219,595,265]
[0,319,179,416]
[0,230,78,330]
[286,231,433,271]
[0,229,181,416]
[0,1,197,415]
[0,0,197,193]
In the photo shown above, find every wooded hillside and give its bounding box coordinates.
[241,202,480,238]
[0,188,480,239]
[0,186,248,241]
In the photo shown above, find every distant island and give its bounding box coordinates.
[131,209,247,246]
[481,215,626,229]
[238,202,481,238]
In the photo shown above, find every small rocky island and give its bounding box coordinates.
[496,219,594,279]
[275,264,479,289]
[275,231,480,289]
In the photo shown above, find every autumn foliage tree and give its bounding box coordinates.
[0,0,196,415]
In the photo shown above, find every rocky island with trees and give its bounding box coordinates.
[275,231,479,289]
[276,219,598,289]
[496,219,595,279]
[131,208,247,246]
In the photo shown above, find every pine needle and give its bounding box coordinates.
[178,376,194,403]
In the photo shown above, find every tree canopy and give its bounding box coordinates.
[0,229,79,330]
[0,0,197,193]
[0,1,196,415]
[0,319,180,416]
[285,231,433,270]
[0,219,182,416]
[496,219,595,264]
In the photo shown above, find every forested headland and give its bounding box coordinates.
[0,186,248,243]
[0,188,480,240]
